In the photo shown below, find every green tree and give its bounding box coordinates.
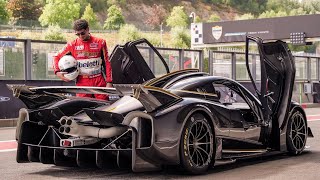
[257,0,310,18]
[301,0,320,14]
[7,0,42,26]
[194,16,202,23]
[103,5,125,30]
[238,0,259,14]
[142,32,161,46]
[43,25,66,41]
[235,13,255,20]
[288,7,307,16]
[222,0,268,15]
[107,0,126,7]
[0,0,9,24]
[258,10,287,18]
[87,0,107,12]
[77,0,88,15]
[210,0,223,4]
[118,24,141,43]
[207,14,221,22]
[266,0,300,13]
[166,6,189,28]
[39,0,80,28]
[81,3,100,29]
[170,27,191,48]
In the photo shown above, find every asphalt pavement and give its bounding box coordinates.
[0,119,319,179]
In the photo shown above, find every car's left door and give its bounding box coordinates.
[213,81,262,143]
[110,39,170,84]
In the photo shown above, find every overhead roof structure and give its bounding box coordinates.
[191,14,320,48]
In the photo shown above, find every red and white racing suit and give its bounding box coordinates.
[53,35,112,100]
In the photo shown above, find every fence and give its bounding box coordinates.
[0,38,203,81]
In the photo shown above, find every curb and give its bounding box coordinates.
[301,103,320,109]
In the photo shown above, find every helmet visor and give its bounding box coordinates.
[61,67,78,73]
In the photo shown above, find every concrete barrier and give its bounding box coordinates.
[0,118,17,128]
[301,103,320,109]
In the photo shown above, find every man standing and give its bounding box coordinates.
[54,19,112,100]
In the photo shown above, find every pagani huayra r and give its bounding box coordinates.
[9,37,313,174]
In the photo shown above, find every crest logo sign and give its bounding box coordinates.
[212,26,222,40]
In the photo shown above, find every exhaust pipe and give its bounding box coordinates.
[58,116,127,138]
[122,111,153,125]
[16,108,29,141]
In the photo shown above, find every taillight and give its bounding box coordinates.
[62,140,71,147]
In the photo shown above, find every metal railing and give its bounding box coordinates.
[1,37,319,83]
[209,50,320,82]
[0,38,203,81]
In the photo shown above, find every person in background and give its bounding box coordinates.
[53,19,112,100]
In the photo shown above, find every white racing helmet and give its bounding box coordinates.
[58,55,79,81]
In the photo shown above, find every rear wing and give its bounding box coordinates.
[7,85,120,97]
[7,85,122,109]
[8,84,182,112]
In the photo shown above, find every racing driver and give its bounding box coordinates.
[54,19,112,100]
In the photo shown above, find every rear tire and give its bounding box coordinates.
[180,113,214,174]
[286,110,307,155]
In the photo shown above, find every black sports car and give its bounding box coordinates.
[10,36,313,174]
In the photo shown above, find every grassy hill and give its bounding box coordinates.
[0,0,243,49]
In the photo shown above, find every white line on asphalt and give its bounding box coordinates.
[0,140,16,143]
[0,127,16,130]
[307,114,320,117]
[308,119,320,122]
[0,148,17,152]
